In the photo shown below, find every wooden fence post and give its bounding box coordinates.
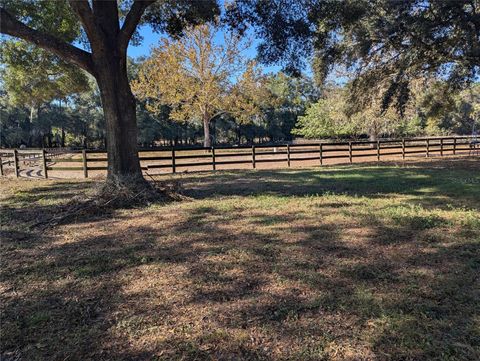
[211,146,216,171]
[402,138,405,159]
[252,145,256,169]
[82,149,88,178]
[319,143,323,165]
[171,147,176,174]
[41,149,48,179]
[453,137,456,155]
[287,144,291,167]
[13,149,19,178]
[440,138,444,157]
[348,141,353,163]
[377,140,380,162]
[426,139,430,158]
[0,156,3,176]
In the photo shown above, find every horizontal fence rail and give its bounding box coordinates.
[1,135,478,179]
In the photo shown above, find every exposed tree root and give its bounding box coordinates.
[32,175,190,230]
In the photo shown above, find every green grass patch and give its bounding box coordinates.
[1,158,479,360]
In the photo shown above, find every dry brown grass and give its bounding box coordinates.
[1,158,479,360]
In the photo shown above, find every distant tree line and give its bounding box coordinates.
[1,20,478,149]
[294,82,480,141]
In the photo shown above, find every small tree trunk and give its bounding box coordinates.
[61,127,66,147]
[369,132,378,148]
[203,114,211,148]
[369,119,380,148]
[29,106,35,127]
[237,127,241,145]
[211,118,216,146]
[94,56,145,186]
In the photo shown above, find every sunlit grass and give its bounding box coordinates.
[1,158,479,360]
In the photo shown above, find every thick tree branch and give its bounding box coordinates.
[0,7,94,74]
[118,0,155,51]
[67,0,104,48]
[92,0,120,40]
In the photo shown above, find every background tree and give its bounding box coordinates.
[1,0,219,189]
[418,82,480,135]
[261,72,319,142]
[0,41,91,146]
[132,24,266,147]
[293,87,357,139]
[293,84,421,140]
[0,91,31,148]
[66,80,106,148]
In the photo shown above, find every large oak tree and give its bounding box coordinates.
[0,0,218,188]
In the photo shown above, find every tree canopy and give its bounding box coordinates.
[1,41,90,111]
[293,81,480,140]
[226,0,480,112]
[132,24,268,147]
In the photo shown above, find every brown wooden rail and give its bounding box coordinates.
[0,135,478,178]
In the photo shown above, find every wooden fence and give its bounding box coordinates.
[1,135,478,179]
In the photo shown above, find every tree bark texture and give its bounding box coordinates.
[203,113,212,148]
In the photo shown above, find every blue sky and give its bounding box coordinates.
[127,26,161,59]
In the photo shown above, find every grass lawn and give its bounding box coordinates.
[1,158,479,360]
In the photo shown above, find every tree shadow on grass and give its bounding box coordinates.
[0,179,175,250]
[1,159,479,359]
[2,205,479,359]
[177,159,480,210]
[368,240,480,359]
[1,205,281,360]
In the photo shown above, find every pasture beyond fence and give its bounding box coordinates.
[1,135,479,179]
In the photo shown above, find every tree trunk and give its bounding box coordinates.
[370,119,380,142]
[236,126,241,145]
[26,107,33,146]
[369,126,379,148]
[94,56,144,186]
[211,118,216,146]
[29,106,35,127]
[203,114,211,148]
[61,127,65,147]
